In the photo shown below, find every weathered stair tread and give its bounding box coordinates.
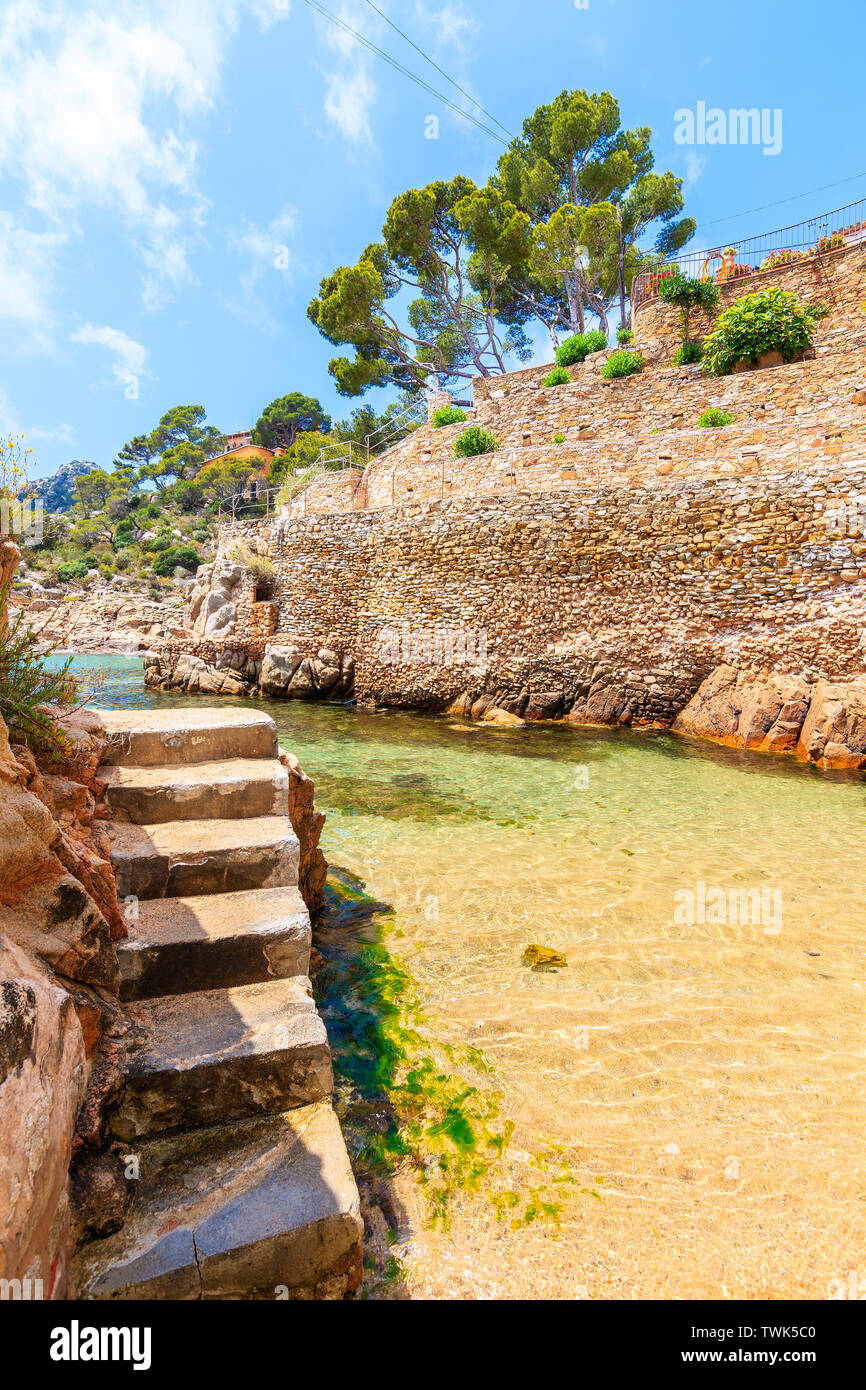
[98,757,289,824]
[108,815,299,899]
[117,886,311,999]
[108,977,333,1140]
[93,707,278,768]
[74,1103,363,1300]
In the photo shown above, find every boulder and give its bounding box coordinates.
[310,658,342,695]
[482,707,526,728]
[673,666,812,754]
[260,646,301,698]
[203,602,236,637]
[446,692,472,717]
[287,659,317,700]
[525,690,564,720]
[796,677,866,770]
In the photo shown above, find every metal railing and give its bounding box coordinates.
[363,397,427,462]
[633,197,866,311]
[217,447,364,523]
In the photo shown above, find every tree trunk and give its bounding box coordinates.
[616,205,628,331]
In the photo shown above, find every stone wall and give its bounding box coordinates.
[633,242,866,356]
[211,459,866,732]
[279,328,866,514]
[283,468,364,517]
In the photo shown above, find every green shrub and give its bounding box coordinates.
[553,432,565,444]
[617,328,634,345]
[674,341,704,366]
[141,533,171,553]
[555,330,607,367]
[152,545,200,577]
[453,425,499,458]
[174,479,205,511]
[247,553,276,586]
[542,367,571,388]
[600,350,644,380]
[658,273,720,352]
[57,559,89,583]
[702,288,824,377]
[432,406,467,429]
[0,580,78,758]
[697,408,736,428]
[113,519,134,545]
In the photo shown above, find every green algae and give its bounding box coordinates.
[313,868,513,1226]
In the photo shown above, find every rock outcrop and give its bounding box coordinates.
[144,650,255,696]
[795,677,866,770]
[23,459,98,513]
[446,662,866,773]
[188,561,243,639]
[672,666,812,754]
[0,931,87,1298]
[20,582,190,655]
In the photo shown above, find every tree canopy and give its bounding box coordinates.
[307,89,695,393]
[491,89,695,338]
[252,393,331,452]
[114,406,225,492]
[307,175,533,397]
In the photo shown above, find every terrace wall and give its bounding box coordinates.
[211,458,866,723]
[633,242,866,356]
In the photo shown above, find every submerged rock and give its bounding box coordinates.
[521,944,568,972]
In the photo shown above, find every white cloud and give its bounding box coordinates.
[314,0,380,146]
[71,322,149,389]
[413,2,476,52]
[0,385,74,456]
[683,150,707,188]
[0,0,290,334]
[0,214,66,353]
[224,208,298,329]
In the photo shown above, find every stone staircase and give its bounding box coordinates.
[72,707,362,1301]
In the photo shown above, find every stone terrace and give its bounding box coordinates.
[272,241,866,517]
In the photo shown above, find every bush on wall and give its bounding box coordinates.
[432,406,467,429]
[600,350,643,380]
[658,273,720,353]
[701,288,827,377]
[454,426,499,458]
[555,330,607,367]
[542,367,571,388]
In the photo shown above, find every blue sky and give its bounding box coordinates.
[2,0,864,481]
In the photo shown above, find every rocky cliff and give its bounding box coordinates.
[0,542,128,1296]
[24,460,99,514]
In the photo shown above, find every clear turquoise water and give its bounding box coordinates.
[72,654,866,1297]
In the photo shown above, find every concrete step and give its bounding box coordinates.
[73,1103,363,1300]
[108,816,299,900]
[108,977,333,1142]
[93,708,278,768]
[99,758,289,825]
[117,887,311,1000]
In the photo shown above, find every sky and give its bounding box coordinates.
[2,0,865,482]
